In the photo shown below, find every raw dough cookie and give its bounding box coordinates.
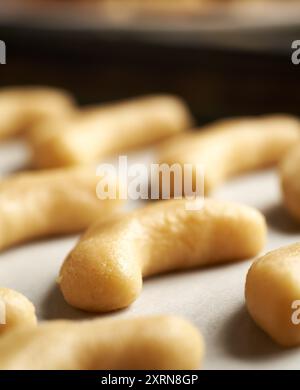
[246,243,300,347]
[0,315,204,370]
[157,115,300,194]
[0,167,121,251]
[60,198,267,312]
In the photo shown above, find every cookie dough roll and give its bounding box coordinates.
[0,315,204,370]
[246,243,300,347]
[59,198,267,312]
[0,167,122,251]
[0,87,75,140]
[157,115,300,194]
[30,95,193,168]
[0,288,37,336]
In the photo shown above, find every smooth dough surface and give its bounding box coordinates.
[0,288,37,336]
[157,115,300,194]
[60,198,267,312]
[0,315,204,370]
[0,167,121,251]
[0,87,74,140]
[246,243,300,347]
[30,95,193,168]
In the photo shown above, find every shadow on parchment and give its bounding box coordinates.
[263,203,300,234]
[220,305,288,361]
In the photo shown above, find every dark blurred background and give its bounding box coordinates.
[1,0,300,124]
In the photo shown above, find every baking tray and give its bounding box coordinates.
[1,139,300,369]
[1,1,300,123]
[1,1,300,53]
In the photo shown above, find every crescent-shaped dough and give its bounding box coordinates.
[30,95,193,168]
[157,115,300,194]
[59,198,267,312]
[0,288,36,336]
[0,315,204,370]
[0,87,74,141]
[0,167,121,251]
[246,243,300,347]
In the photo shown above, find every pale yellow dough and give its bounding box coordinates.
[0,315,204,370]
[0,288,37,336]
[59,198,267,312]
[0,167,121,251]
[157,115,300,194]
[246,243,300,347]
[280,145,300,222]
[0,87,74,141]
[30,95,193,168]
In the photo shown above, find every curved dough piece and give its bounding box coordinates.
[157,115,300,194]
[0,315,204,370]
[0,167,121,251]
[246,243,300,347]
[30,95,193,168]
[0,288,37,336]
[60,198,267,312]
[280,145,300,222]
[0,87,74,140]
